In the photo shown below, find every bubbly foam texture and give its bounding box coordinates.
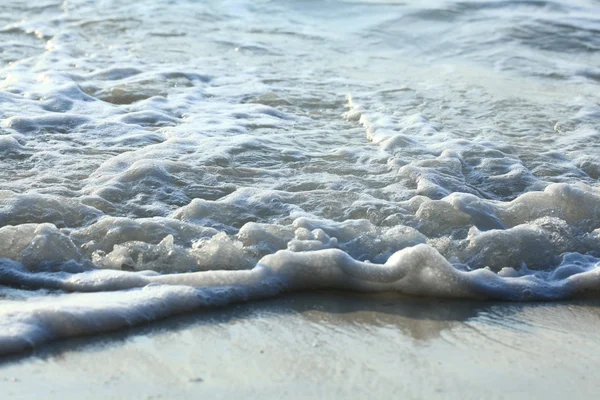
[1,0,600,354]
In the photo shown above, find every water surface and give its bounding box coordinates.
[1,0,600,353]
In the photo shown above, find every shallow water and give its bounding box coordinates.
[1,0,600,353]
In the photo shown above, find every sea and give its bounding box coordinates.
[1,0,599,354]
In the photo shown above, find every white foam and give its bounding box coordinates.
[3,243,600,354]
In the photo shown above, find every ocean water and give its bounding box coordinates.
[0,0,599,354]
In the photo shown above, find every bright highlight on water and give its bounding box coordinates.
[1,0,599,354]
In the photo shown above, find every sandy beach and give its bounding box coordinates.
[1,291,599,399]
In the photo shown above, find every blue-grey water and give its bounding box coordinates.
[0,0,599,353]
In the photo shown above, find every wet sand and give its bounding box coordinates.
[1,291,599,399]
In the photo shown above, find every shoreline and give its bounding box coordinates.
[1,291,600,399]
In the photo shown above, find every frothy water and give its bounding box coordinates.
[1,0,600,354]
